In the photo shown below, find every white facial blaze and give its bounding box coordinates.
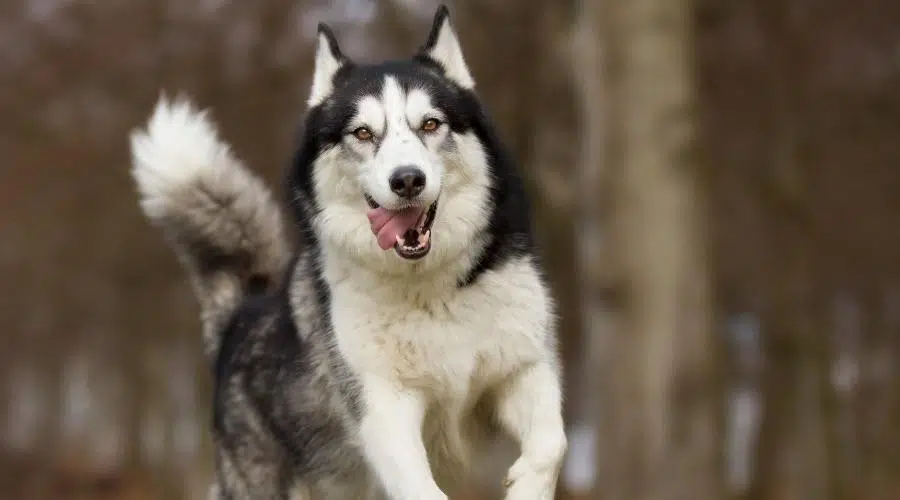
[308,31,343,108]
[425,17,474,89]
[352,76,445,210]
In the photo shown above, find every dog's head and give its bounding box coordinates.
[290,5,496,272]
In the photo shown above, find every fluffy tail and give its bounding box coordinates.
[129,95,290,358]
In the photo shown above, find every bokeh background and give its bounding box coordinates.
[3,0,900,498]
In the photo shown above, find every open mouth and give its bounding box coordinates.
[365,194,438,260]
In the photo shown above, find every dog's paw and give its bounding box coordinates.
[501,456,559,500]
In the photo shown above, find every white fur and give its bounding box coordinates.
[130,95,226,206]
[425,15,475,89]
[325,254,564,500]
[310,76,565,498]
[130,95,280,229]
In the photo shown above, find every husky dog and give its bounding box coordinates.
[129,5,565,499]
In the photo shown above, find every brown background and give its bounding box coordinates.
[1,0,899,498]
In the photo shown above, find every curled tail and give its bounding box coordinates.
[129,95,290,358]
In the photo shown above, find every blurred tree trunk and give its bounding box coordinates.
[569,0,614,497]
[596,0,724,499]
[853,288,900,500]
[744,1,839,499]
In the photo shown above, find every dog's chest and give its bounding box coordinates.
[329,272,548,399]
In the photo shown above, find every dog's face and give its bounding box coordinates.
[294,6,493,269]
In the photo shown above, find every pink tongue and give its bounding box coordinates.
[366,206,426,250]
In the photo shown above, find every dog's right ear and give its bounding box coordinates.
[308,23,347,108]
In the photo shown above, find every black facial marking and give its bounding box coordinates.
[455,102,535,287]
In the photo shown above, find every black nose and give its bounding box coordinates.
[389,166,426,199]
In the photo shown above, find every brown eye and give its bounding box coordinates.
[352,127,373,141]
[421,118,441,133]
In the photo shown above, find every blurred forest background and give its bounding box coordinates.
[2,0,900,498]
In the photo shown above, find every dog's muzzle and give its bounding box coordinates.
[366,194,439,260]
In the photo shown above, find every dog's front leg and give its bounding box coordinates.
[358,376,447,500]
[495,361,567,500]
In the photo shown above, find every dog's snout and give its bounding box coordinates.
[389,166,426,199]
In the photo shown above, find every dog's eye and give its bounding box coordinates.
[352,127,373,141]
[420,118,441,133]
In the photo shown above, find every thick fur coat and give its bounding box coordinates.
[129,6,566,500]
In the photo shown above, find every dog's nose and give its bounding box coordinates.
[389,166,426,199]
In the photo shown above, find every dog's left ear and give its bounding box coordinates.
[418,5,474,89]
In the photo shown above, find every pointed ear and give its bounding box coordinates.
[308,23,348,107]
[418,5,474,89]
